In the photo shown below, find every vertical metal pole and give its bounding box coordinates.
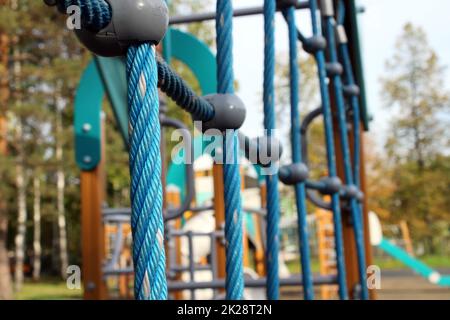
[187,231,196,300]
[210,233,219,298]
[167,188,183,299]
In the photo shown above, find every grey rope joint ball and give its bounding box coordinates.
[341,185,364,202]
[303,36,327,54]
[343,84,361,97]
[194,94,246,132]
[275,0,298,10]
[46,0,169,57]
[311,176,343,195]
[279,163,309,186]
[326,62,343,77]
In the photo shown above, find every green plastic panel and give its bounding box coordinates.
[74,60,103,171]
[169,28,217,95]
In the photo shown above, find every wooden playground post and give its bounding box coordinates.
[241,167,250,268]
[315,206,339,300]
[212,164,226,290]
[81,117,107,300]
[255,183,267,276]
[328,0,374,299]
[330,101,374,299]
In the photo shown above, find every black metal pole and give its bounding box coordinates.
[169,1,310,25]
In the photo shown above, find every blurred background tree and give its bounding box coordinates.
[0,0,214,298]
[375,23,450,254]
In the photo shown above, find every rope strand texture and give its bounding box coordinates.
[308,0,349,300]
[127,44,167,300]
[285,6,314,300]
[323,13,368,300]
[55,0,168,301]
[216,0,245,300]
[263,0,281,300]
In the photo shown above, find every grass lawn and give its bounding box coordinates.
[374,255,450,271]
[14,278,82,300]
[285,255,450,275]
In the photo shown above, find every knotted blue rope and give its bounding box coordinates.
[263,0,281,300]
[127,44,167,300]
[309,0,348,300]
[157,57,215,121]
[322,8,368,300]
[216,0,244,300]
[284,5,314,300]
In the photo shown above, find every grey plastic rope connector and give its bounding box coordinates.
[356,190,365,202]
[74,0,169,57]
[343,84,361,97]
[341,184,360,200]
[336,25,348,44]
[326,62,343,77]
[250,136,283,167]
[320,0,335,17]
[196,94,246,132]
[279,163,309,186]
[303,36,327,54]
[276,0,298,9]
[319,176,342,195]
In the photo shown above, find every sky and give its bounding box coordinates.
[222,0,450,150]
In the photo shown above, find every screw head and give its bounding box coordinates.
[83,156,92,163]
[83,123,92,133]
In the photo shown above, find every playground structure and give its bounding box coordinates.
[43,0,377,300]
[369,212,450,288]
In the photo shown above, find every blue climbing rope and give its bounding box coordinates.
[336,1,361,188]
[322,4,368,300]
[308,0,349,300]
[263,0,281,301]
[55,0,167,300]
[216,0,245,300]
[127,44,167,300]
[284,5,314,300]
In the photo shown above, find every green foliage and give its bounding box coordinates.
[1,1,89,272]
[14,278,81,300]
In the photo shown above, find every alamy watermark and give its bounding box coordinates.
[66,6,81,30]
[170,123,282,176]
[66,265,81,290]
[367,265,381,290]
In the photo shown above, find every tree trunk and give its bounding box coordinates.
[0,210,12,299]
[14,121,27,292]
[32,175,41,281]
[56,106,68,279]
[0,30,13,299]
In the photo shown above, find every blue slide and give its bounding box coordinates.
[378,238,450,287]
